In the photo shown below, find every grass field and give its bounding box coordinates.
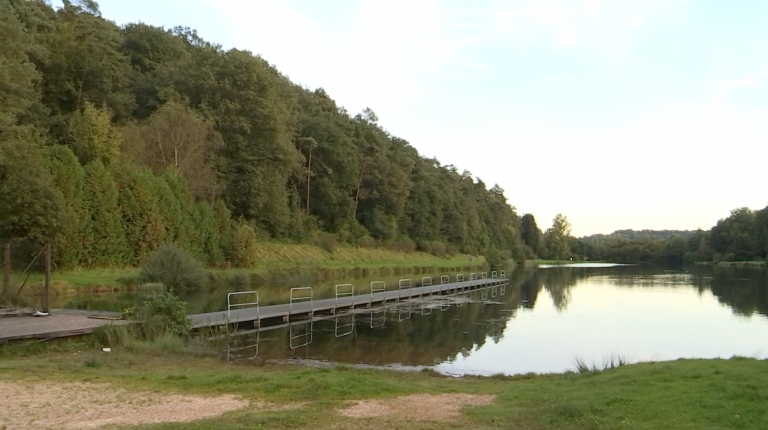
[6,243,487,291]
[0,338,766,429]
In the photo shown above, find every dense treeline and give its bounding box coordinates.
[0,0,527,268]
[572,207,768,264]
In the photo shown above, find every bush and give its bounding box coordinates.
[140,243,208,290]
[311,231,338,252]
[418,240,447,257]
[356,235,378,249]
[232,222,258,268]
[131,292,192,339]
[387,236,416,253]
[485,246,509,270]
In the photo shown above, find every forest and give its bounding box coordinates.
[1,1,764,271]
[570,207,768,265]
[0,0,536,269]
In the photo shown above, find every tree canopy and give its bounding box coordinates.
[0,0,526,268]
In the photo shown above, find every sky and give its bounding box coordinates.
[60,0,768,236]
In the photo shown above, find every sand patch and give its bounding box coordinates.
[339,393,496,421]
[0,380,253,429]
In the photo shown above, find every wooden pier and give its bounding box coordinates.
[0,310,132,344]
[189,277,509,329]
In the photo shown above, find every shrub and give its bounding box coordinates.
[131,292,192,339]
[485,246,509,270]
[387,236,416,253]
[312,231,338,252]
[356,235,378,249]
[232,222,258,268]
[418,240,447,257]
[140,243,208,290]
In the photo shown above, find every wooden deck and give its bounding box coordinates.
[0,310,132,344]
[189,277,509,328]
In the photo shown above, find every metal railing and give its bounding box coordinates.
[370,281,386,304]
[398,278,411,299]
[226,331,259,363]
[370,309,385,328]
[482,272,488,279]
[335,284,354,309]
[457,274,464,282]
[227,291,259,323]
[500,270,506,279]
[470,273,477,281]
[491,271,497,279]
[289,287,313,320]
[335,312,355,337]
[441,275,450,284]
[289,320,313,349]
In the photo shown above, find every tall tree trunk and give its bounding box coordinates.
[353,161,368,218]
[306,145,312,215]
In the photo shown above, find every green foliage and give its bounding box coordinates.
[232,223,258,268]
[48,145,89,268]
[0,138,63,244]
[139,243,208,290]
[544,213,572,261]
[118,168,165,265]
[1,0,558,270]
[131,291,192,338]
[520,214,542,258]
[69,101,121,165]
[83,161,129,266]
[311,231,338,252]
[579,206,768,265]
[0,0,38,132]
[194,201,224,265]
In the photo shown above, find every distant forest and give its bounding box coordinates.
[570,209,768,265]
[0,0,546,268]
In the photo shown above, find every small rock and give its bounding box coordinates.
[102,348,111,353]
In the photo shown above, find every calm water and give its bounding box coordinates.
[221,264,768,376]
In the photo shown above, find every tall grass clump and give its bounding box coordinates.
[90,324,132,348]
[140,244,208,290]
[574,353,632,374]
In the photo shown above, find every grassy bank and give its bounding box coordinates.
[0,340,765,429]
[693,260,767,268]
[8,243,486,292]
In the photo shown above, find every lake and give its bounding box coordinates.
[219,264,768,376]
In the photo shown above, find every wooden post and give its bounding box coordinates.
[3,243,9,296]
[44,243,51,313]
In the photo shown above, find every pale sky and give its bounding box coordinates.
[63,0,768,236]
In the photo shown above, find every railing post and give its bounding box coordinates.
[3,243,9,296]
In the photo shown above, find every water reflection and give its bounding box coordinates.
[218,265,768,375]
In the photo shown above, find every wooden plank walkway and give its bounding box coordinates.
[190,278,509,328]
[0,312,133,344]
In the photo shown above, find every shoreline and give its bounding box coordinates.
[0,339,765,429]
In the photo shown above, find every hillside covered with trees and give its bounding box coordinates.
[571,208,768,265]
[0,0,531,268]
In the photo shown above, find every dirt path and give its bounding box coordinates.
[0,380,251,429]
[339,393,496,421]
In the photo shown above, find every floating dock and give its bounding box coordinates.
[189,275,509,328]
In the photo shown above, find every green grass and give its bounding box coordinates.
[8,244,486,292]
[1,340,766,429]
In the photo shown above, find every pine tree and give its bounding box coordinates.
[83,161,129,266]
[48,145,90,267]
[119,169,165,265]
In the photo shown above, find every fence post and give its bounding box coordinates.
[44,243,50,313]
[3,243,9,296]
